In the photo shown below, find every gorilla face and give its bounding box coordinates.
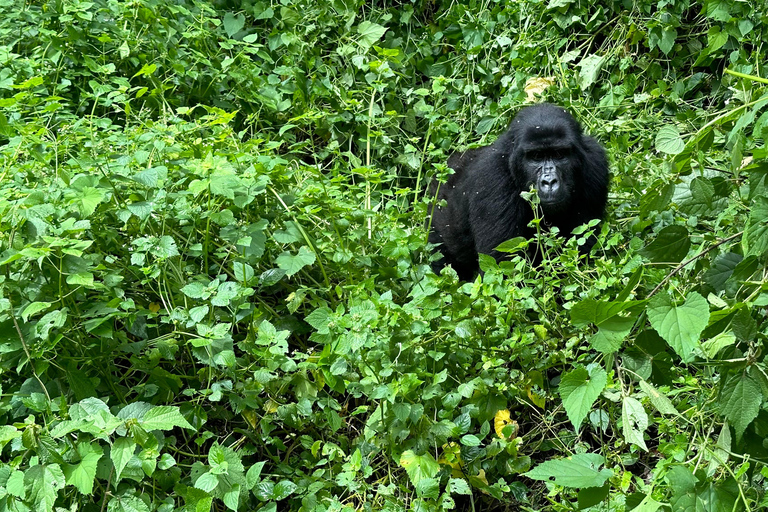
[514,113,580,216]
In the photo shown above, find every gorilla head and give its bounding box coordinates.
[429,103,609,280]
[511,105,583,215]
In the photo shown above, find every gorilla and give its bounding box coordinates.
[429,103,609,280]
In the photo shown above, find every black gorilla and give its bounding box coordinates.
[429,103,609,280]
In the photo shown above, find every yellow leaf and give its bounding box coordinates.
[494,409,518,439]
[148,302,161,313]
[524,76,556,102]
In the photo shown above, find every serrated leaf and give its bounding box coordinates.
[246,461,266,490]
[21,301,51,322]
[77,187,105,217]
[25,464,65,511]
[560,366,607,430]
[63,442,103,495]
[524,453,612,488]
[639,380,679,416]
[622,396,648,451]
[639,225,690,263]
[577,54,606,90]
[357,21,387,49]
[719,369,761,437]
[647,292,708,362]
[704,253,742,292]
[223,12,245,37]
[273,480,297,500]
[400,450,440,487]
[658,27,677,55]
[141,406,194,431]
[655,125,685,154]
[276,246,316,276]
[745,196,768,256]
[111,437,136,482]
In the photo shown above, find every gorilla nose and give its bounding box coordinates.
[539,175,559,194]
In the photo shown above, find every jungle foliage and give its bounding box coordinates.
[1,0,768,510]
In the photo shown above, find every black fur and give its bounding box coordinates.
[429,104,609,280]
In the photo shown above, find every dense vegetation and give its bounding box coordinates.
[1,0,768,510]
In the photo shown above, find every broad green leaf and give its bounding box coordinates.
[400,450,440,487]
[658,27,677,55]
[111,437,136,482]
[707,26,728,52]
[745,196,768,256]
[63,442,103,495]
[559,366,607,430]
[273,480,297,500]
[107,494,151,512]
[223,483,241,510]
[181,281,210,300]
[195,472,219,493]
[704,253,742,292]
[578,483,609,509]
[223,12,245,37]
[357,21,388,49]
[524,453,612,488]
[639,225,690,263]
[141,406,194,431]
[246,461,266,490]
[276,246,316,276]
[702,331,736,358]
[448,478,471,495]
[77,187,105,217]
[622,396,648,451]
[577,54,606,90]
[21,301,51,322]
[25,464,65,511]
[639,380,679,416]
[570,299,642,353]
[460,434,481,446]
[655,125,685,154]
[719,369,761,437]
[647,292,708,362]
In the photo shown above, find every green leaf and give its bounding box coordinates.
[745,196,768,256]
[399,450,440,487]
[63,442,103,495]
[577,54,606,90]
[111,437,136,482]
[655,125,685,154]
[25,464,65,511]
[658,27,677,55]
[273,480,297,500]
[647,292,709,362]
[570,299,643,353]
[141,406,194,431]
[448,478,472,495]
[223,12,245,37]
[77,187,105,217]
[357,21,388,50]
[621,396,648,451]
[638,380,679,416]
[578,483,609,509]
[559,366,607,430]
[181,281,210,299]
[719,369,762,437]
[21,301,52,322]
[639,225,690,263]
[707,26,728,52]
[246,461,266,490]
[276,246,316,276]
[107,495,152,512]
[524,453,612,488]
